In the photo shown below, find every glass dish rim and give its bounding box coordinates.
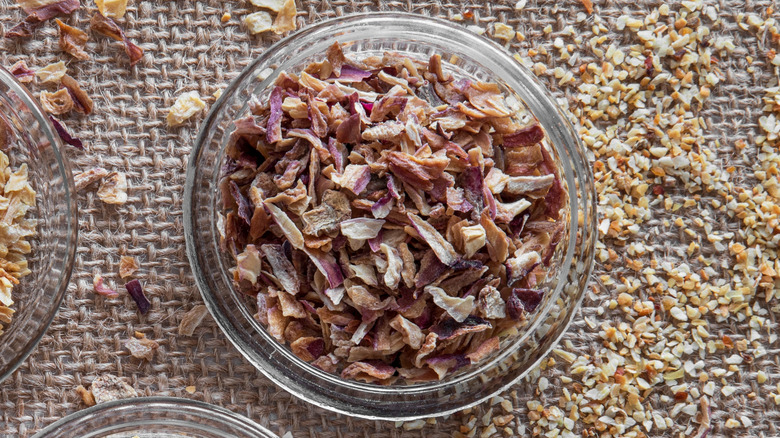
[30,396,279,438]
[0,66,78,384]
[184,11,597,420]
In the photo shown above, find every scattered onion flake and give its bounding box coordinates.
[10,61,35,83]
[119,255,139,278]
[124,332,158,361]
[89,374,137,404]
[49,116,84,149]
[40,88,74,115]
[90,12,143,65]
[55,18,89,60]
[249,0,284,12]
[243,0,296,35]
[36,61,68,84]
[6,0,80,38]
[177,304,209,336]
[61,74,93,114]
[93,274,119,298]
[125,279,150,314]
[95,0,127,19]
[220,43,564,383]
[74,167,109,191]
[97,171,128,204]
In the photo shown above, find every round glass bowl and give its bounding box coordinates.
[31,396,278,438]
[185,13,596,420]
[0,67,77,383]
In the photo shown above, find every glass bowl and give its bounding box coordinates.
[31,396,279,438]
[0,67,77,383]
[184,12,596,421]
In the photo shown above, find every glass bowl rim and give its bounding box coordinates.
[185,11,597,421]
[30,396,279,438]
[0,66,78,384]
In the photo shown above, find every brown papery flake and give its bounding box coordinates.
[90,12,144,65]
[55,18,89,60]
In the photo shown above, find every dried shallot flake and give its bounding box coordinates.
[125,279,150,314]
[6,0,80,38]
[220,45,564,383]
[55,18,89,60]
[75,385,96,406]
[36,61,67,84]
[244,11,273,34]
[93,274,119,298]
[49,116,84,149]
[271,0,297,34]
[39,88,74,115]
[119,255,139,278]
[94,0,127,19]
[60,74,93,114]
[249,0,284,11]
[89,374,137,404]
[90,12,144,65]
[10,61,35,83]
[178,304,209,336]
[97,171,128,204]
[124,333,159,361]
[74,167,109,191]
[166,91,206,127]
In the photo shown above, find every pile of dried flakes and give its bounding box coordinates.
[396,1,780,437]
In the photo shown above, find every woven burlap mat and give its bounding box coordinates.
[0,0,776,436]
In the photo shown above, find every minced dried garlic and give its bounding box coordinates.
[493,23,516,42]
[249,0,284,12]
[166,91,206,126]
[243,11,273,35]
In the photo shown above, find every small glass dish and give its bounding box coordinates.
[0,67,77,383]
[184,13,596,420]
[31,396,278,438]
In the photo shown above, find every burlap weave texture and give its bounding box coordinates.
[0,0,776,436]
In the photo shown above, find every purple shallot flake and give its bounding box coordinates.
[503,124,544,148]
[266,86,284,144]
[49,116,84,149]
[229,181,253,226]
[335,65,372,82]
[125,279,150,314]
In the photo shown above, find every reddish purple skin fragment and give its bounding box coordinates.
[266,87,284,144]
[306,338,326,359]
[229,181,253,226]
[125,279,151,314]
[414,251,447,289]
[503,124,544,147]
[335,113,361,144]
[506,288,544,320]
[10,63,34,81]
[335,65,372,82]
[459,166,484,216]
[50,116,84,149]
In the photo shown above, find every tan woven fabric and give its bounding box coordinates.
[0,0,776,436]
